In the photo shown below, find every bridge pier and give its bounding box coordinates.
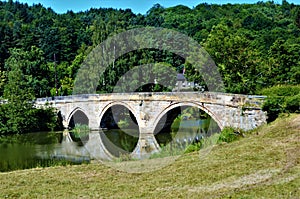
[88,117,100,131]
[132,127,160,159]
[85,132,114,160]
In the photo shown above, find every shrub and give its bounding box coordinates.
[259,85,300,122]
[117,119,129,129]
[262,96,284,123]
[171,116,181,133]
[258,85,300,97]
[184,142,202,154]
[285,94,300,113]
[217,127,241,143]
[184,133,223,154]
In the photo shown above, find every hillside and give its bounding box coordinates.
[0,114,299,198]
[1,1,300,96]
[1,1,300,134]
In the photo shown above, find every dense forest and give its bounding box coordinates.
[0,0,300,133]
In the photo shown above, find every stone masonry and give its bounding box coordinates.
[35,92,267,159]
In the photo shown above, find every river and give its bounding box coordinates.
[0,119,220,172]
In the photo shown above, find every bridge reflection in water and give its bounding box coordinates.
[62,118,221,161]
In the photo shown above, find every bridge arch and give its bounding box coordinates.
[99,101,141,157]
[99,101,141,128]
[67,107,89,129]
[153,101,223,134]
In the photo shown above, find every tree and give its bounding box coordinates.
[145,4,165,27]
[203,24,262,93]
[4,47,50,97]
[0,70,6,95]
[293,7,300,28]
[2,50,37,134]
[1,48,59,134]
[1,0,300,98]
[265,39,300,85]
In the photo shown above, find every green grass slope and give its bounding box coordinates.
[0,114,299,198]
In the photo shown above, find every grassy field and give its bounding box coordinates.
[0,114,299,198]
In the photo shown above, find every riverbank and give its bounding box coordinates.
[0,114,299,198]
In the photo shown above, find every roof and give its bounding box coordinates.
[176,73,186,81]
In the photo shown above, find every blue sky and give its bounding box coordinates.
[13,0,300,14]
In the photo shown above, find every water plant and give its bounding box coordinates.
[70,124,90,145]
[72,124,89,137]
[149,142,185,159]
[117,119,130,129]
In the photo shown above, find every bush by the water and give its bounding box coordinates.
[217,127,242,144]
[184,142,202,154]
[0,104,59,135]
[184,127,241,154]
[259,85,300,122]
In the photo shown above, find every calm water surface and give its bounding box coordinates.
[0,131,91,172]
[0,119,220,172]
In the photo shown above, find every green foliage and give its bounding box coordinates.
[71,124,89,137]
[259,85,300,97]
[171,116,181,133]
[293,7,300,28]
[0,1,299,96]
[72,124,89,134]
[0,99,58,135]
[0,1,300,133]
[117,119,130,129]
[2,51,36,134]
[69,124,90,146]
[184,142,202,154]
[285,94,300,113]
[0,48,58,135]
[0,70,6,95]
[4,47,50,98]
[149,143,185,159]
[114,153,137,162]
[260,85,300,122]
[217,127,241,143]
[202,23,263,94]
[184,133,220,154]
[265,40,300,85]
[262,96,284,123]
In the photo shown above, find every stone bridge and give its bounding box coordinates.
[35,92,267,159]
